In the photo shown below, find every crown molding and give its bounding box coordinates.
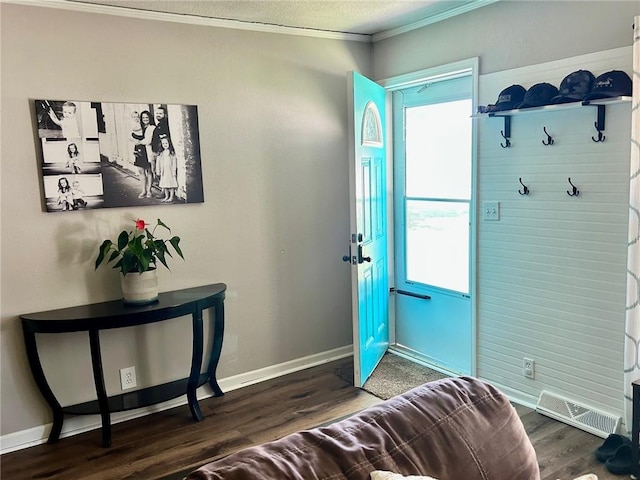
[3,0,372,43]
[372,0,501,42]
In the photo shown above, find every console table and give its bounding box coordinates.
[20,283,226,447]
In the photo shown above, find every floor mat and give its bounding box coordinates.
[335,352,449,400]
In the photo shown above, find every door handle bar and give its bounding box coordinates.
[390,287,431,300]
[357,244,371,264]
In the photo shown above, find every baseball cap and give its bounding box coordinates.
[487,85,526,112]
[582,70,632,101]
[550,70,595,104]
[516,82,559,109]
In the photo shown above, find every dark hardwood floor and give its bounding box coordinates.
[1,358,624,480]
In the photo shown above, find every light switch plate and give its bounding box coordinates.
[483,202,500,221]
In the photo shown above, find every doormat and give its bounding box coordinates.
[335,352,450,400]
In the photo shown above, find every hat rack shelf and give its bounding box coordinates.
[472,96,631,147]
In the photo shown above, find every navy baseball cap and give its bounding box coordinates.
[551,70,595,104]
[516,82,559,109]
[583,70,632,101]
[487,84,526,112]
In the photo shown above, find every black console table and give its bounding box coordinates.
[20,283,226,447]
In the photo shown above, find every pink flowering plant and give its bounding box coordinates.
[95,218,183,276]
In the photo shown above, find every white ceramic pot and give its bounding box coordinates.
[120,269,159,305]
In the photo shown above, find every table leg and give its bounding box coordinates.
[188,309,204,422]
[633,381,640,480]
[89,330,111,447]
[206,299,225,397]
[22,328,65,443]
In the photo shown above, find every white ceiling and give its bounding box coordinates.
[65,0,497,36]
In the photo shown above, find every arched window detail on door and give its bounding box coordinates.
[362,101,383,147]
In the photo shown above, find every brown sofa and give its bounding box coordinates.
[186,376,540,480]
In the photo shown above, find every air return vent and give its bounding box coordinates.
[536,391,621,438]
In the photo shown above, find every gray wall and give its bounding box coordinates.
[0,2,370,440]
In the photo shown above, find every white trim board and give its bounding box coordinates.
[372,0,500,43]
[0,345,353,454]
[5,0,501,43]
[377,57,479,90]
[3,0,371,42]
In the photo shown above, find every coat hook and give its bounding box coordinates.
[518,178,530,195]
[542,127,554,146]
[500,130,511,148]
[567,177,579,196]
[498,115,511,148]
[592,122,605,142]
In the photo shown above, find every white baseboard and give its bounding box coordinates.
[482,379,538,410]
[0,345,353,454]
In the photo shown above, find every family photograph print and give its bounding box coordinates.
[35,99,204,212]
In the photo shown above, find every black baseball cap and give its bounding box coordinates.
[487,84,526,112]
[516,82,559,109]
[551,70,595,104]
[583,70,632,101]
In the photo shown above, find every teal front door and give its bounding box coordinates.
[347,72,389,387]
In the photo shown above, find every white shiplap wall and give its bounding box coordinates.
[477,47,632,422]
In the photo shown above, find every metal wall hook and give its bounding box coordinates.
[542,126,554,146]
[500,130,511,148]
[592,122,606,142]
[591,104,606,142]
[567,177,580,196]
[518,178,530,195]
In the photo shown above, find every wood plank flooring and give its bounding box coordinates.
[0,358,626,480]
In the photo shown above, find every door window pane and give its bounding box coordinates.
[406,200,469,293]
[405,100,471,200]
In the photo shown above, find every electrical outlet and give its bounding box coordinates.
[119,366,137,390]
[483,202,500,221]
[523,358,535,379]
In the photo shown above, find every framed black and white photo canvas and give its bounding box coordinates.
[35,100,204,212]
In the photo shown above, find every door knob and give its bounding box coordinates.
[342,244,355,264]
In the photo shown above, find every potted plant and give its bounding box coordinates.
[95,218,184,304]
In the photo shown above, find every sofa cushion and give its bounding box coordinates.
[186,376,540,480]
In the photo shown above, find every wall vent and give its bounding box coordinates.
[535,391,621,438]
